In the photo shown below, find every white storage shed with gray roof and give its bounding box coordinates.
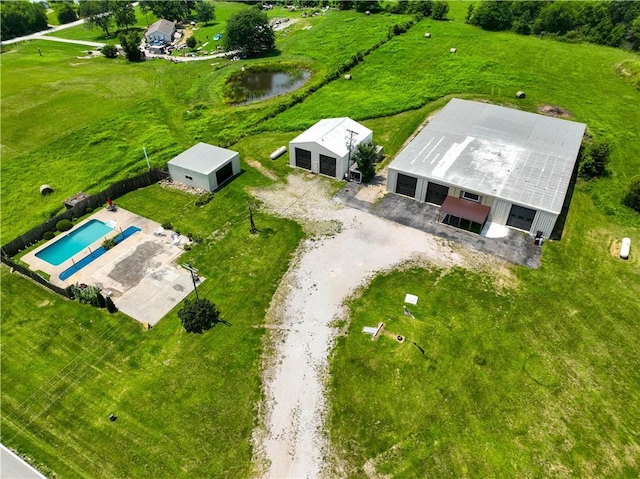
[386,98,586,238]
[168,143,240,192]
[289,117,373,180]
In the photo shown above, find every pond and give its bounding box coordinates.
[235,69,311,104]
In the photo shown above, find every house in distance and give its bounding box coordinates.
[289,117,373,180]
[144,19,176,45]
[167,143,240,192]
[386,98,586,238]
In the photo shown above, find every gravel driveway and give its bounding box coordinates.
[251,174,512,478]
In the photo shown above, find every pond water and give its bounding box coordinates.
[238,70,311,103]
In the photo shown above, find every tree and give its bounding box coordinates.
[632,16,640,51]
[101,43,119,58]
[469,1,513,31]
[354,1,381,14]
[407,0,432,18]
[533,2,577,35]
[353,142,378,183]
[78,0,113,38]
[623,176,640,213]
[57,3,78,25]
[224,9,275,57]
[432,1,449,20]
[119,31,143,61]
[196,1,215,25]
[139,0,197,22]
[111,0,136,33]
[178,298,220,333]
[578,140,611,179]
[0,1,48,41]
[186,35,197,49]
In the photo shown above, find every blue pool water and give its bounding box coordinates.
[59,226,141,281]
[36,219,114,266]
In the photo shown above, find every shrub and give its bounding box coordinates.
[96,292,106,309]
[102,237,116,250]
[43,231,55,241]
[178,298,220,333]
[186,36,197,49]
[195,192,215,207]
[161,222,173,230]
[579,140,611,179]
[71,284,102,305]
[623,176,640,212]
[106,296,118,313]
[101,44,118,59]
[432,1,449,20]
[353,142,378,183]
[56,219,73,232]
[56,3,77,24]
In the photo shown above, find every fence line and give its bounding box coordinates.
[1,169,169,257]
[1,168,169,298]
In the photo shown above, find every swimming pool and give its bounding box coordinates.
[36,219,114,266]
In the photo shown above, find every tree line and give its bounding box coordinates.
[0,1,48,41]
[466,0,640,50]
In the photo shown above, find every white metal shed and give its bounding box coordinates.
[289,118,373,180]
[386,99,586,237]
[168,143,240,192]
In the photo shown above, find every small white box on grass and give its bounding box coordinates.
[404,294,418,305]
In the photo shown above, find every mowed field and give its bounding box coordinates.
[2,2,640,478]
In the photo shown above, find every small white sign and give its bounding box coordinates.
[404,294,418,305]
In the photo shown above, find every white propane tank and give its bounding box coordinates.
[620,237,631,259]
[269,146,287,160]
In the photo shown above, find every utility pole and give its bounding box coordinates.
[181,263,200,302]
[345,129,359,180]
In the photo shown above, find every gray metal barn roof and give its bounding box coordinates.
[389,98,586,214]
[168,143,238,175]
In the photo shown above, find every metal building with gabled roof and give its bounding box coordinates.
[386,98,586,238]
[168,143,240,192]
[289,118,373,180]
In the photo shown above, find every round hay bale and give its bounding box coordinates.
[40,184,54,195]
[516,90,526,99]
[344,74,352,80]
[449,47,457,53]
[424,32,431,38]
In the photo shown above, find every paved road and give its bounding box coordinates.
[1,18,87,46]
[1,444,48,479]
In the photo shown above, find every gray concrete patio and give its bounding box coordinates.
[334,180,542,268]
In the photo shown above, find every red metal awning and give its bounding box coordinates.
[440,196,490,224]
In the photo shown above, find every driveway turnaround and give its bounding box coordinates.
[251,175,514,478]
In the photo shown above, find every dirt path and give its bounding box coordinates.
[251,174,508,478]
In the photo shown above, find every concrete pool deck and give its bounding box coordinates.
[22,207,200,325]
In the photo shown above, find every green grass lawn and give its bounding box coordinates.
[329,192,640,477]
[2,4,640,478]
[1,177,304,478]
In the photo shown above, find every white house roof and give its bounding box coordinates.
[389,98,586,214]
[146,19,175,36]
[168,143,238,175]
[290,118,372,158]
